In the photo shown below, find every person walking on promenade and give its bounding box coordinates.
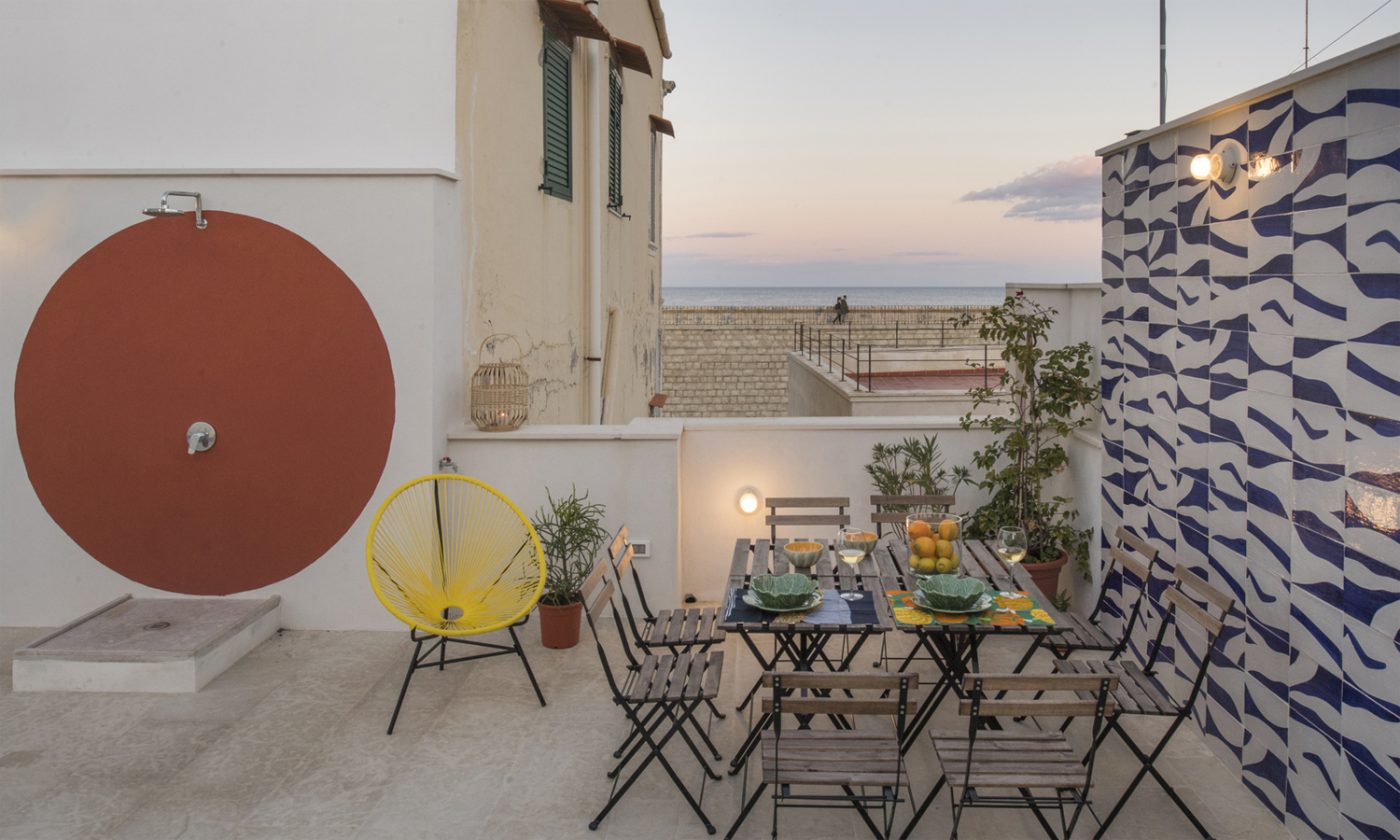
[832,295,849,324]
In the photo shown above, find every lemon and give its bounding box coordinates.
[915,556,938,575]
[934,539,954,559]
[935,555,959,574]
[938,518,960,541]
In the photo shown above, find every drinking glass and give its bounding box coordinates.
[995,526,1028,612]
[836,527,866,601]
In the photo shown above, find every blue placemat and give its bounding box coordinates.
[724,588,880,626]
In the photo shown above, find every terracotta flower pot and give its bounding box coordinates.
[538,601,583,649]
[1024,549,1068,601]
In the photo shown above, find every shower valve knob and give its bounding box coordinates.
[186,422,216,456]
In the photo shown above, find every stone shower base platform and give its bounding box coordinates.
[12,594,280,692]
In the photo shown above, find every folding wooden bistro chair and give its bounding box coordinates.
[579,558,726,834]
[727,671,918,840]
[1007,526,1158,691]
[605,524,729,758]
[901,673,1118,840]
[1053,565,1234,839]
[606,525,727,664]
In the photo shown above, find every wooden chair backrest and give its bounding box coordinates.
[765,497,851,541]
[761,670,918,719]
[607,524,634,575]
[870,494,956,525]
[1112,526,1157,582]
[957,673,1119,718]
[1165,566,1233,640]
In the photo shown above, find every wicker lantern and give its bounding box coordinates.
[470,334,529,432]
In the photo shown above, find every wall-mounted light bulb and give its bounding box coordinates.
[737,488,760,515]
[1189,153,1218,180]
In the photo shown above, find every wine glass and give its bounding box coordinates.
[836,527,866,601]
[995,526,1028,613]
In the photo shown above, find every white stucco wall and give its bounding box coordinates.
[0,174,460,630]
[0,0,458,172]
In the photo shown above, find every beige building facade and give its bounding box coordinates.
[458,0,671,425]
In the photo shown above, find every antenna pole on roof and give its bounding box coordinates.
[1304,0,1311,67]
[1159,0,1167,124]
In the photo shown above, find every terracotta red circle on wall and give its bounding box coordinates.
[15,211,395,596]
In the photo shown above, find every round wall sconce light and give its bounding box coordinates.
[1189,140,1244,186]
[737,488,760,515]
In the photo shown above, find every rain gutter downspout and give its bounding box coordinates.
[585,0,605,424]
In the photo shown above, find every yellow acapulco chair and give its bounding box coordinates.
[367,474,547,734]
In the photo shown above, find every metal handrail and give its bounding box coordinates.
[794,322,1003,393]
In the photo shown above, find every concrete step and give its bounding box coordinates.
[12,594,280,692]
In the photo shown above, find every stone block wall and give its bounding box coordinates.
[1098,40,1400,839]
[660,305,990,417]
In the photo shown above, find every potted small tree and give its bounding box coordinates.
[959,292,1097,599]
[531,486,609,649]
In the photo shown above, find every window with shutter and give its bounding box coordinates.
[648,132,658,244]
[541,30,572,200]
[608,66,623,210]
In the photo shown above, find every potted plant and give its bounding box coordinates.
[958,291,1097,598]
[864,434,968,539]
[531,486,609,649]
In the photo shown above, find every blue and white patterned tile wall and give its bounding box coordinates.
[1100,47,1400,840]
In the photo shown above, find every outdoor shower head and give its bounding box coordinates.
[142,191,208,229]
[142,204,185,217]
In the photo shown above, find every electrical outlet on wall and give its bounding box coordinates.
[630,539,652,558]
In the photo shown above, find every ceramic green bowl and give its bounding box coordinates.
[750,573,819,609]
[781,541,824,569]
[916,574,985,611]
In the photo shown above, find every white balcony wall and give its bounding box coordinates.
[0,0,457,172]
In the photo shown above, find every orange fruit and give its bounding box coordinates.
[934,539,955,559]
[907,520,933,540]
[938,518,960,541]
[911,536,936,558]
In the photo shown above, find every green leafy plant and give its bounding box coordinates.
[864,434,968,499]
[531,486,609,606]
[958,292,1097,573]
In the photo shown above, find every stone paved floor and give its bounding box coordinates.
[0,624,1290,839]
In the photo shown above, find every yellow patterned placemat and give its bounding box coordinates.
[887,590,1055,627]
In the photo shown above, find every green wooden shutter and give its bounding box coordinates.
[541,31,572,200]
[608,68,623,209]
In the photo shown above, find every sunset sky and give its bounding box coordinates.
[659,0,1400,288]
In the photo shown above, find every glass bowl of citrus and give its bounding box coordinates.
[905,513,963,578]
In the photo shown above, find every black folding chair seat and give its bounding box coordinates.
[1047,612,1118,653]
[645,606,726,648]
[624,651,724,703]
[760,729,903,787]
[928,730,1088,794]
[1054,658,1182,717]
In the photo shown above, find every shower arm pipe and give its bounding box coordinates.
[165,192,208,229]
[585,0,604,425]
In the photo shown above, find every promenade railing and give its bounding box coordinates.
[792,322,1004,393]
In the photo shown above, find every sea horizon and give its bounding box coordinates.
[661,284,1005,308]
